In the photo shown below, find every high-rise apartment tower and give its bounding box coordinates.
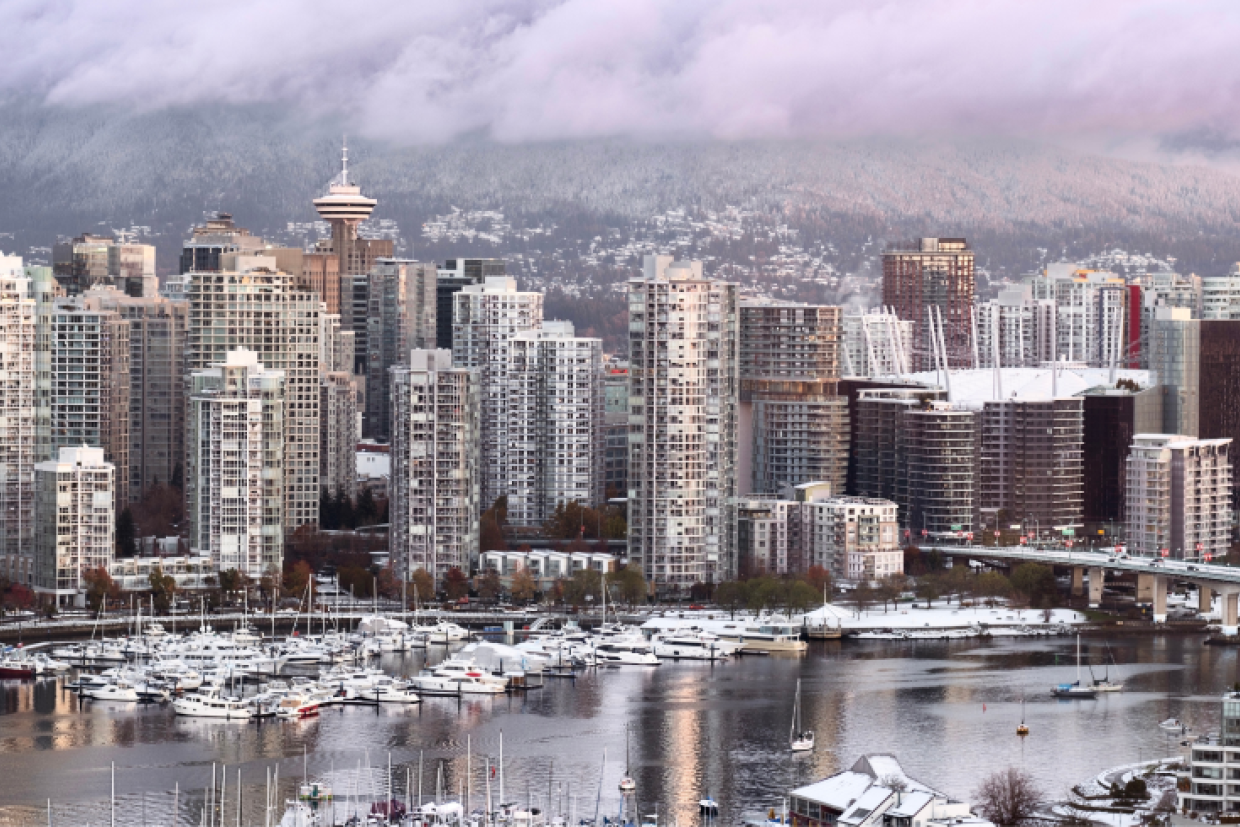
[628,256,739,587]
[187,261,320,533]
[882,238,974,371]
[0,256,35,585]
[390,350,480,579]
[186,350,285,575]
[452,277,543,511]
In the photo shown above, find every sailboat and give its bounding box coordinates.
[618,723,636,792]
[1089,641,1124,692]
[1016,697,1029,736]
[790,679,815,752]
[1051,634,1097,699]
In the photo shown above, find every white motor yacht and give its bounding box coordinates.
[411,671,506,695]
[433,659,509,690]
[652,630,732,661]
[425,621,470,645]
[26,653,71,674]
[134,681,172,702]
[594,640,660,666]
[409,672,464,696]
[85,680,140,702]
[173,691,252,720]
[359,677,421,704]
[733,622,807,653]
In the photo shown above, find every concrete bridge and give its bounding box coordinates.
[925,544,1240,633]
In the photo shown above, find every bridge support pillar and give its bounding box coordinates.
[1223,591,1239,637]
[1199,585,1215,615]
[1152,575,1167,623]
[1088,568,1104,608]
[1071,567,1084,597]
[1137,573,1154,603]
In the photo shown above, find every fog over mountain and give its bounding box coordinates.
[4,99,1240,282]
[5,1,1240,279]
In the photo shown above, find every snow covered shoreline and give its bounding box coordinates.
[640,600,1087,640]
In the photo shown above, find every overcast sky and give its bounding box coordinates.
[3,0,1236,146]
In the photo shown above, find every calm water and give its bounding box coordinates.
[0,634,1236,826]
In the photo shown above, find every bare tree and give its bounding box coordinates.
[974,768,1043,827]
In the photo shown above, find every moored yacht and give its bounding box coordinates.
[735,622,807,653]
[275,692,322,719]
[594,640,661,666]
[651,630,733,661]
[173,690,252,719]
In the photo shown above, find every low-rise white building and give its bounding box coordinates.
[110,554,217,593]
[34,446,115,606]
[356,441,391,498]
[789,754,992,827]
[480,549,615,586]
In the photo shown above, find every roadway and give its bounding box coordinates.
[926,543,1240,630]
[926,544,1240,586]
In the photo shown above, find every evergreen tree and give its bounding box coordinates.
[116,508,138,558]
[356,488,378,526]
[319,488,335,530]
[336,487,356,529]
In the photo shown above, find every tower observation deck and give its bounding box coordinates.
[313,141,377,278]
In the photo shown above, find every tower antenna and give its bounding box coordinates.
[341,136,349,186]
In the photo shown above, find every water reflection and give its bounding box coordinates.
[0,635,1235,825]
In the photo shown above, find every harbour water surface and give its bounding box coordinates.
[0,633,1235,825]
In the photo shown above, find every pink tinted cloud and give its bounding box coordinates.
[1,0,1236,143]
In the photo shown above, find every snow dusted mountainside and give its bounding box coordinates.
[3,98,1240,283]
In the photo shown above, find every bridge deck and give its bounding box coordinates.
[927,544,1240,587]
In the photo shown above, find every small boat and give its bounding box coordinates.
[651,630,733,660]
[275,693,321,719]
[134,681,172,702]
[1052,683,1097,699]
[1160,718,1187,732]
[0,657,37,679]
[619,723,636,792]
[359,678,420,704]
[1089,641,1124,692]
[790,679,814,752]
[85,681,140,702]
[594,641,661,666]
[1051,635,1097,699]
[735,622,807,653]
[173,691,252,720]
[1017,698,1029,736]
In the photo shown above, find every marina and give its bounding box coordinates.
[0,629,1236,825]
